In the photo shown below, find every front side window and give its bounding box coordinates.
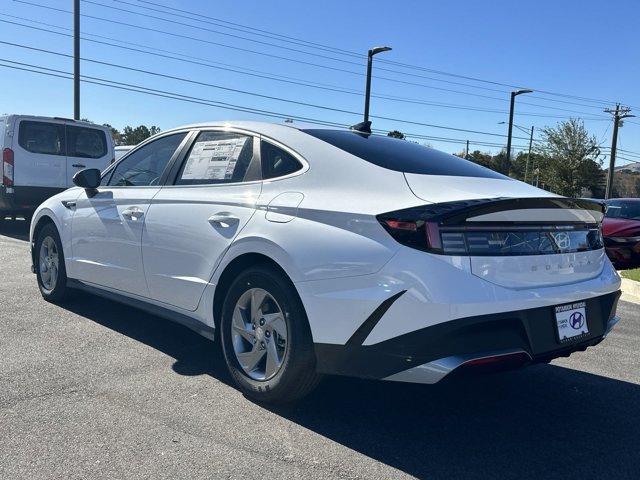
[261,141,302,179]
[67,126,108,159]
[18,121,65,156]
[108,132,186,187]
[303,129,506,179]
[176,131,256,185]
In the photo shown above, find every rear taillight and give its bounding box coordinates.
[377,199,605,256]
[2,148,14,187]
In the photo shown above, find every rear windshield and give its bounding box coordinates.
[605,200,640,220]
[303,129,506,179]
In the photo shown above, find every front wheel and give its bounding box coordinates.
[220,264,320,404]
[35,223,70,303]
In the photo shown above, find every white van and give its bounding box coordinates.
[1,115,114,218]
[113,145,135,162]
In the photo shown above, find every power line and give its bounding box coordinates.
[0,15,613,120]
[13,0,626,112]
[1,41,545,141]
[126,0,633,109]
[0,57,535,149]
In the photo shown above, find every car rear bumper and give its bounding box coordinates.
[314,290,621,382]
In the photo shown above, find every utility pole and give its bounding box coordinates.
[524,125,534,183]
[465,140,469,159]
[604,104,634,199]
[74,0,80,120]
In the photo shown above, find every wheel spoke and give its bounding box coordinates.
[236,345,265,372]
[264,338,280,379]
[232,308,255,343]
[49,263,58,289]
[263,313,287,340]
[250,289,266,321]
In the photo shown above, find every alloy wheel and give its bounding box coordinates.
[39,236,59,292]
[231,287,288,381]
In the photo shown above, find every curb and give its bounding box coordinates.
[620,277,640,304]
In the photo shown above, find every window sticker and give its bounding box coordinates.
[181,137,249,180]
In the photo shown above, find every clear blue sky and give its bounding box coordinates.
[1,0,639,163]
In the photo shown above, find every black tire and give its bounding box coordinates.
[35,223,70,303]
[220,264,321,404]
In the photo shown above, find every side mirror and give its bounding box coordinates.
[73,168,101,190]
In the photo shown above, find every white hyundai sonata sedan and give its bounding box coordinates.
[29,121,621,403]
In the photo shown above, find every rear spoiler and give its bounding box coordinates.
[382,197,605,228]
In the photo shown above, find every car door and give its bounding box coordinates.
[65,124,112,186]
[142,130,262,311]
[68,132,189,297]
[14,119,67,190]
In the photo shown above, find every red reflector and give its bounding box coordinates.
[2,148,14,187]
[385,219,417,231]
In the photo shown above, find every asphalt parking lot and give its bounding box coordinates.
[1,219,639,480]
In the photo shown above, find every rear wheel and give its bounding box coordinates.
[35,223,70,303]
[220,264,320,404]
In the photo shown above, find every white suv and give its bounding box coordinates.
[29,121,621,403]
[1,115,113,219]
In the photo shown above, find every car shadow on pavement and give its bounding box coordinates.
[62,294,234,386]
[0,218,30,242]
[270,366,640,480]
[63,292,640,480]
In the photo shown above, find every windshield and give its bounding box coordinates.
[605,200,640,220]
[302,129,507,179]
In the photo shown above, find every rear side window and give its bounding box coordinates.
[176,131,257,185]
[303,129,506,179]
[261,141,302,179]
[67,126,107,159]
[18,121,65,156]
[108,132,186,187]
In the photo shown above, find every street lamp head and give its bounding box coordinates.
[513,89,534,96]
[369,46,392,57]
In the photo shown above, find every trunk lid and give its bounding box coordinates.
[404,173,553,203]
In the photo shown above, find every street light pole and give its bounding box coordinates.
[505,89,533,173]
[362,46,391,129]
[74,0,80,120]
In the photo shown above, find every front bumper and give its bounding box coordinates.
[314,290,621,382]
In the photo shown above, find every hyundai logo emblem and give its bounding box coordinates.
[553,232,571,250]
[569,311,585,330]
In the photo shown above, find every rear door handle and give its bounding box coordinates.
[208,212,239,227]
[72,163,86,168]
[122,206,144,221]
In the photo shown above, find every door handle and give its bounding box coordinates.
[208,212,239,227]
[122,206,144,221]
[72,163,86,168]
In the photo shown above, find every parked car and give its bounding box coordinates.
[29,121,621,403]
[1,115,114,220]
[113,145,135,162]
[603,198,640,268]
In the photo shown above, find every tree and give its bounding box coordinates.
[510,151,545,182]
[121,125,161,145]
[534,118,602,197]
[387,130,406,140]
[103,123,123,146]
